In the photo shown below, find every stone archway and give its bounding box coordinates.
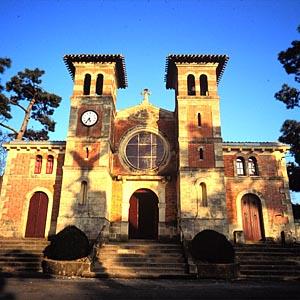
[128,189,158,239]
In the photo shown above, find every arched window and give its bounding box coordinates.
[79,181,88,205]
[46,155,54,174]
[96,74,103,95]
[248,157,258,176]
[200,183,208,207]
[34,155,42,174]
[187,74,196,96]
[236,157,245,176]
[200,74,208,96]
[83,74,91,95]
[199,148,204,160]
[197,113,202,127]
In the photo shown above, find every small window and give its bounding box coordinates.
[236,157,245,176]
[96,74,103,95]
[248,157,258,176]
[200,74,208,96]
[199,148,204,160]
[34,155,42,174]
[200,182,208,207]
[79,181,88,205]
[83,74,91,95]
[46,155,54,174]
[187,74,196,96]
[197,113,202,127]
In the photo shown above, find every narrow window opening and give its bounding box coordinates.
[46,155,54,174]
[85,147,89,160]
[197,113,202,127]
[248,157,258,176]
[96,74,103,95]
[34,155,42,174]
[236,157,245,176]
[83,74,91,95]
[199,148,204,160]
[79,181,88,205]
[200,183,208,207]
[200,74,208,96]
[187,74,196,96]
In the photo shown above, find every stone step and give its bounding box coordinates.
[238,274,300,281]
[94,241,189,278]
[236,251,299,257]
[240,264,300,271]
[87,270,191,279]
[237,260,297,266]
[240,269,300,276]
[98,256,185,263]
[100,262,187,268]
[0,257,42,262]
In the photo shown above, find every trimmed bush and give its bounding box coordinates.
[44,226,90,261]
[189,229,234,264]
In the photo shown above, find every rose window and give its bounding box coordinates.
[125,131,165,170]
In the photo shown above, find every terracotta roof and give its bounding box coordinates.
[165,54,229,89]
[63,54,128,88]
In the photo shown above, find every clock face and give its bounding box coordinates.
[81,110,98,127]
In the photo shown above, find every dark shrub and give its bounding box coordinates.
[44,226,90,261]
[189,229,235,264]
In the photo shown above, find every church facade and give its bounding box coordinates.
[0,54,297,243]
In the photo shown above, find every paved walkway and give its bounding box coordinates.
[1,276,300,300]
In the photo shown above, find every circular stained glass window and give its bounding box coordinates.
[125,131,165,170]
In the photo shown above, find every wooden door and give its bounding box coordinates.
[128,189,158,239]
[25,192,48,238]
[242,194,263,241]
[129,194,139,239]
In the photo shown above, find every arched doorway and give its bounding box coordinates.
[25,192,48,238]
[128,189,158,239]
[241,194,265,241]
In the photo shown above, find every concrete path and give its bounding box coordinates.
[1,276,300,300]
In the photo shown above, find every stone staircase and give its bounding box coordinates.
[235,244,300,280]
[91,240,190,278]
[0,238,49,276]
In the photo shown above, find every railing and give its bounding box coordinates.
[89,224,106,263]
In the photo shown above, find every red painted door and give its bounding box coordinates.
[25,192,48,238]
[129,194,139,239]
[128,190,158,239]
[242,194,263,241]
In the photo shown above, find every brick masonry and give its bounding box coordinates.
[0,54,298,242]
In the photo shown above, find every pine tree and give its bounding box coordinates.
[275,25,300,191]
[0,59,61,140]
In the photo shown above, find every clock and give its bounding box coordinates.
[81,110,98,127]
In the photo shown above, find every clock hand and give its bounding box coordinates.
[87,117,91,122]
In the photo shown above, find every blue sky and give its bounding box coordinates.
[1,0,299,200]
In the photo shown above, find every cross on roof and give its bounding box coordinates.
[141,88,151,104]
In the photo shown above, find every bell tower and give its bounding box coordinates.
[165,54,229,239]
[57,54,127,239]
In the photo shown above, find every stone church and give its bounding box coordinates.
[0,54,298,243]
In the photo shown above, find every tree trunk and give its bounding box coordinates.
[16,98,36,140]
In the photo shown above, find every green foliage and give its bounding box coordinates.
[0,59,62,140]
[44,226,90,261]
[287,163,300,192]
[189,230,235,264]
[275,25,300,193]
[0,58,11,120]
[279,120,300,164]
